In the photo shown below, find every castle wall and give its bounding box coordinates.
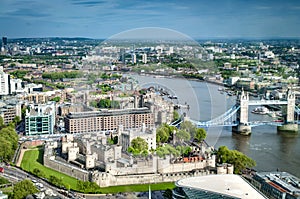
[92,169,213,187]
[157,156,216,174]
[43,156,89,181]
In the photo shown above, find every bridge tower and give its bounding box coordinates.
[232,90,251,135]
[277,89,298,132]
[286,89,295,123]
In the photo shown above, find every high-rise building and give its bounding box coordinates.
[120,48,125,64]
[0,66,10,95]
[2,37,7,47]
[131,53,136,64]
[142,53,147,64]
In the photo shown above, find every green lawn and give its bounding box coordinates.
[21,148,78,190]
[20,148,175,193]
[98,182,175,194]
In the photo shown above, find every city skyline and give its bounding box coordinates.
[1,0,300,39]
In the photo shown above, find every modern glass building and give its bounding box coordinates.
[173,174,266,199]
[25,114,53,135]
[25,102,55,135]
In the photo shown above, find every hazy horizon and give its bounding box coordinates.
[1,0,300,40]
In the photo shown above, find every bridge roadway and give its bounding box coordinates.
[248,100,288,106]
[194,121,285,128]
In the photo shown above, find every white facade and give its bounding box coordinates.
[0,67,10,95]
[10,78,23,93]
[119,124,156,152]
[131,53,136,64]
[142,53,147,64]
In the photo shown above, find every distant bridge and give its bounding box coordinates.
[187,90,299,133]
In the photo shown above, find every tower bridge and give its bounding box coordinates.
[189,90,299,135]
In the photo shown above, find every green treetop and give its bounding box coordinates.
[217,146,256,174]
[128,137,149,156]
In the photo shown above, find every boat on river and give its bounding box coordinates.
[252,107,269,115]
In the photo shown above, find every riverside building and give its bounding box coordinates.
[64,107,154,134]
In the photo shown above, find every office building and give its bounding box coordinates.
[0,101,21,124]
[120,48,125,64]
[25,102,56,135]
[64,107,154,134]
[2,37,7,47]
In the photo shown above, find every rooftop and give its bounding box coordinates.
[256,171,300,195]
[176,174,266,199]
[66,107,151,119]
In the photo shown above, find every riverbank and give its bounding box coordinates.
[126,71,225,87]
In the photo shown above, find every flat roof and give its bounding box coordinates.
[176,174,266,199]
[66,108,151,119]
[256,171,300,194]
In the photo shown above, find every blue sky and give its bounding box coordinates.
[1,0,300,39]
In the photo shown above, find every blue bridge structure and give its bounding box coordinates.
[186,90,299,135]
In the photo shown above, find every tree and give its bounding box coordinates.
[50,96,61,102]
[76,180,100,193]
[194,128,207,143]
[217,146,256,174]
[49,175,63,187]
[13,116,21,125]
[176,130,190,142]
[12,179,38,199]
[0,126,18,162]
[0,137,13,161]
[0,176,9,185]
[175,145,192,156]
[180,121,197,139]
[33,168,45,178]
[156,124,177,144]
[99,99,118,108]
[98,99,111,108]
[156,144,187,158]
[89,100,98,108]
[0,116,4,128]
[156,126,170,143]
[77,180,85,192]
[128,137,148,156]
[173,110,180,121]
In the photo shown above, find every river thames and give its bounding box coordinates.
[132,74,300,178]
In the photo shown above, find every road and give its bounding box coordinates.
[0,165,73,199]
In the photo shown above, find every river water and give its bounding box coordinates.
[132,74,300,178]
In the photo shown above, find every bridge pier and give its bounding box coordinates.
[232,124,251,135]
[277,123,298,133]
